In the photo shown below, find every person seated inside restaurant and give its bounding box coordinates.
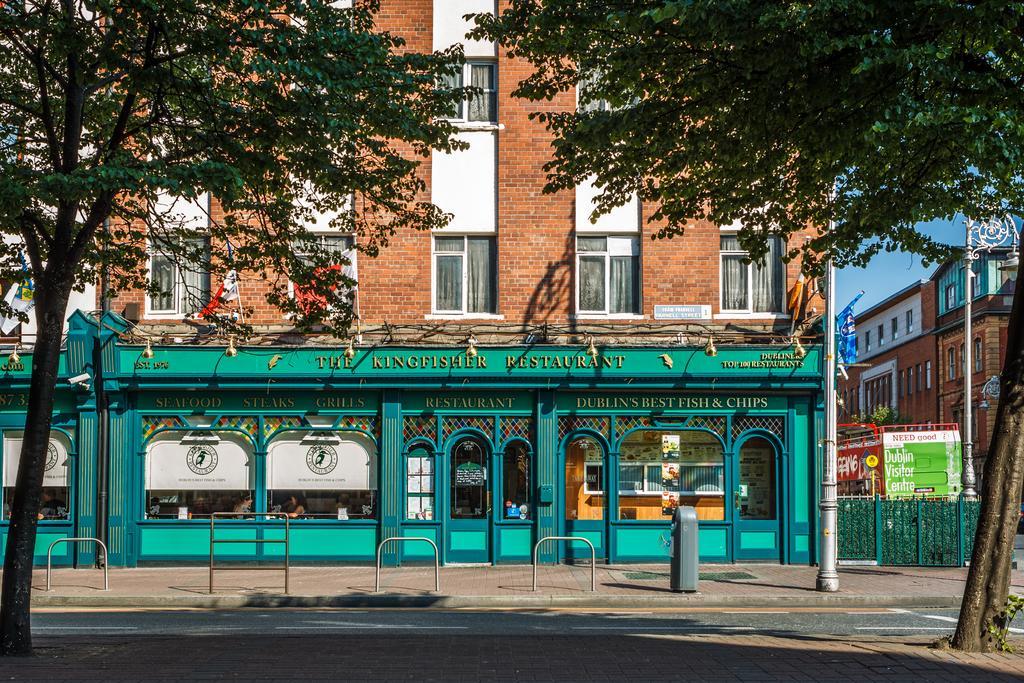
[37,489,66,520]
[233,493,253,515]
[279,494,305,518]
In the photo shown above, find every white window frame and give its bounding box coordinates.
[286,232,356,314]
[431,234,497,316]
[891,317,898,340]
[145,235,211,319]
[906,309,914,333]
[945,283,957,310]
[575,235,641,317]
[718,231,786,315]
[583,462,604,495]
[442,60,497,124]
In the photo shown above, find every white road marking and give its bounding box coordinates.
[856,627,955,631]
[570,625,753,631]
[920,613,1024,634]
[275,625,467,631]
[33,626,138,631]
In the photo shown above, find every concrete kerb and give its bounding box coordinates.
[29,593,964,610]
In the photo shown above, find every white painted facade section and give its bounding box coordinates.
[152,192,209,231]
[433,0,496,56]
[575,176,640,233]
[431,131,496,233]
[857,291,922,361]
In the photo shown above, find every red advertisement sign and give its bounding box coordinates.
[838,439,885,496]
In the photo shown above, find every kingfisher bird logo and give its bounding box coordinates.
[186,445,219,475]
[306,445,338,476]
[44,443,58,471]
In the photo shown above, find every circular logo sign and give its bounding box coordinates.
[44,443,59,471]
[306,445,338,476]
[186,445,219,475]
[865,454,879,469]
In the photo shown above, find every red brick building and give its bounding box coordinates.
[839,249,1017,477]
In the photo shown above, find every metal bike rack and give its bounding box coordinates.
[375,536,440,593]
[532,536,596,592]
[46,537,109,591]
[210,512,290,595]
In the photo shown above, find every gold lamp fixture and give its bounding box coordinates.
[343,338,357,360]
[792,337,807,359]
[7,343,20,365]
[225,335,238,358]
[142,339,155,359]
[466,335,478,359]
[585,336,598,359]
[704,336,717,357]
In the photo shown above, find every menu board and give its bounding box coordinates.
[455,462,486,487]
[739,448,773,519]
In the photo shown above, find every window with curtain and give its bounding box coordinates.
[148,237,211,316]
[576,236,640,314]
[441,62,497,123]
[266,434,377,519]
[719,234,784,313]
[433,235,496,314]
[3,433,71,521]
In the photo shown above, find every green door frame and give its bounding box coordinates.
[731,431,785,562]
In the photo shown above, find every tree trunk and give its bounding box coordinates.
[0,287,72,657]
[952,263,1024,652]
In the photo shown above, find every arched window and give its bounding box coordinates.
[618,430,724,521]
[406,445,435,520]
[451,436,489,519]
[146,433,252,519]
[501,442,531,520]
[565,436,604,521]
[3,432,71,520]
[267,433,377,519]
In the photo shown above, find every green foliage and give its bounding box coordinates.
[471,0,1024,272]
[987,594,1024,652]
[855,405,905,426]
[0,0,465,331]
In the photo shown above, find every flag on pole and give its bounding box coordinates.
[294,248,358,316]
[836,291,864,367]
[199,240,239,318]
[0,254,34,335]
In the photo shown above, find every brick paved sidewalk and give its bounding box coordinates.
[21,563,1024,608]
[6,633,1024,682]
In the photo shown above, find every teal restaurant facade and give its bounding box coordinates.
[2,313,824,567]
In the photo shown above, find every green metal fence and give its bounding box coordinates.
[838,496,982,566]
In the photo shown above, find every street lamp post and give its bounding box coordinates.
[962,215,1020,500]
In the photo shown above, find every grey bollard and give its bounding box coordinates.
[670,506,699,593]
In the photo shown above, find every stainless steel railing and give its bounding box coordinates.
[209,512,290,594]
[375,536,440,593]
[532,536,596,592]
[46,537,109,591]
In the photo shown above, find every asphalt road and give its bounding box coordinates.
[29,606,1012,638]
[8,608,1024,682]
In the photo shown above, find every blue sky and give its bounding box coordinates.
[836,218,963,311]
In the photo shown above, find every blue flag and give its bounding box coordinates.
[836,291,864,366]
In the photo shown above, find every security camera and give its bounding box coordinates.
[67,373,91,388]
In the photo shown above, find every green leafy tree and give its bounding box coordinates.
[473,0,1024,651]
[0,0,463,655]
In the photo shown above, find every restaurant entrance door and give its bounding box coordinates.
[445,435,491,563]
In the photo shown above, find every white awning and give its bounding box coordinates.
[146,435,250,491]
[3,433,70,488]
[268,433,377,491]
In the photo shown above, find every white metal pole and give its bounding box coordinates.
[816,257,839,592]
[962,225,978,499]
